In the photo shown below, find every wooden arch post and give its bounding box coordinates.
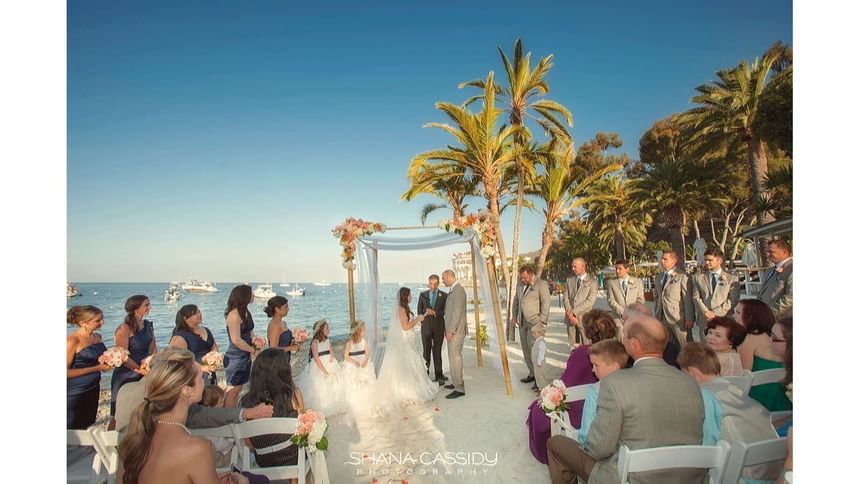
[347,266,356,323]
[487,255,513,396]
[470,245,483,368]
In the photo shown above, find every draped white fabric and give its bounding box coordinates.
[354,229,512,379]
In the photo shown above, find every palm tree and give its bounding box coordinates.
[401,164,480,224]
[584,175,652,261]
[460,38,573,324]
[530,141,619,278]
[683,42,790,226]
[408,72,529,289]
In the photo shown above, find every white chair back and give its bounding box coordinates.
[87,428,119,484]
[67,430,103,484]
[721,437,787,484]
[230,418,310,483]
[563,383,593,403]
[720,371,753,394]
[549,383,595,440]
[617,441,731,484]
[750,368,785,387]
[189,424,238,473]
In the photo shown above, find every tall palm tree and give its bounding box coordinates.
[530,141,619,278]
[401,164,480,224]
[460,38,573,328]
[683,42,790,227]
[584,175,652,261]
[408,72,529,289]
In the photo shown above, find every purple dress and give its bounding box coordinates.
[525,345,597,464]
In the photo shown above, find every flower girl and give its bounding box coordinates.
[341,320,376,413]
[298,319,346,416]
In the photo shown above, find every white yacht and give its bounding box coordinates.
[182,278,219,293]
[67,283,81,298]
[164,282,182,303]
[286,285,306,297]
[313,280,332,287]
[254,284,277,300]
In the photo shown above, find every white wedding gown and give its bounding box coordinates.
[361,307,438,415]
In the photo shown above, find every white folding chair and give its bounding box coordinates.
[721,437,787,484]
[67,429,106,484]
[189,424,239,473]
[87,428,120,484]
[750,368,786,388]
[548,383,594,441]
[230,418,314,483]
[720,371,753,394]
[617,440,731,484]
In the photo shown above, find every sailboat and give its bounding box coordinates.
[279,272,291,288]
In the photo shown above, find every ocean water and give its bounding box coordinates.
[66,282,415,389]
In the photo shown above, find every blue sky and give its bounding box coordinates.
[67,0,792,283]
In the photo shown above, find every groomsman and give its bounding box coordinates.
[758,239,793,317]
[605,259,645,334]
[691,248,740,342]
[417,274,447,384]
[653,250,694,346]
[511,264,551,387]
[563,257,598,348]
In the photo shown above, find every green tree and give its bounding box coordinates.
[584,175,652,261]
[544,218,609,282]
[401,164,480,224]
[753,65,793,157]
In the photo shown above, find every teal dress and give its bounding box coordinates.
[749,355,792,412]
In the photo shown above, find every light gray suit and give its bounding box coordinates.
[691,270,740,342]
[444,282,468,393]
[606,276,646,320]
[757,258,793,317]
[563,274,598,347]
[653,270,695,345]
[582,358,706,484]
[511,278,550,378]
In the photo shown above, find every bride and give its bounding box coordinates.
[366,287,439,414]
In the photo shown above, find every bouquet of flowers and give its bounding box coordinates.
[201,351,224,370]
[139,355,153,374]
[292,326,309,345]
[291,410,329,453]
[540,380,568,416]
[98,347,130,368]
[252,336,266,351]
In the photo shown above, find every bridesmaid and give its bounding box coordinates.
[67,305,111,429]
[266,296,298,365]
[110,295,157,416]
[224,285,264,407]
[169,304,218,385]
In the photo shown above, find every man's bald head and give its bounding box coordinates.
[622,303,653,322]
[623,316,668,358]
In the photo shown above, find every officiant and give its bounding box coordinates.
[417,274,448,385]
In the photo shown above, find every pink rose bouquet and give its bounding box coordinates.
[202,351,224,370]
[292,327,309,345]
[98,347,130,368]
[139,355,153,374]
[540,380,568,416]
[291,410,329,453]
[252,336,266,351]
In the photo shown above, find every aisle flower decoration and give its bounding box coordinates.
[540,379,568,416]
[332,218,387,269]
[202,351,224,370]
[292,410,329,453]
[438,211,497,259]
[98,347,130,368]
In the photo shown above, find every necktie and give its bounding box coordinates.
[662,272,669,287]
[622,279,628,296]
[711,273,718,291]
[576,278,582,290]
[523,284,530,296]
[430,290,437,308]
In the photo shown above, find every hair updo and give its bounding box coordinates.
[264,296,289,318]
[67,305,103,326]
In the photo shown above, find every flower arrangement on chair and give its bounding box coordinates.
[332,218,387,269]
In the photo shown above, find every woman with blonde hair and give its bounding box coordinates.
[118,349,248,484]
[67,305,111,429]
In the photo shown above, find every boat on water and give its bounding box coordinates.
[253,284,277,300]
[313,280,332,287]
[279,273,291,287]
[286,285,306,297]
[164,282,182,303]
[67,283,81,298]
[182,278,219,293]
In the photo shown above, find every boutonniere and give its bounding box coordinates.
[775,267,785,273]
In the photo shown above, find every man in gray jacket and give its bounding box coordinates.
[691,248,740,342]
[758,239,793,317]
[510,264,550,387]
[605,259,645,335]
[564,257,598,348]
[653,250,695,346]
[547,316,706,483]
[442,269,468,399]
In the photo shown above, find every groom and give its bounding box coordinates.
[442,269,467,399]
[417,274,448,385]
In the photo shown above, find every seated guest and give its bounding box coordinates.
[114,348,274,434]
[526,309,616,464]
[679,343,782,483]
[577,340,629,445]
[622,302,681,368]
[546,316,706,484]
[118,349,250,484]
[199,385,234,467]
[704,317,747,377]
[735,299,778,370]
[240,348,306,470]
[749,316,793,412]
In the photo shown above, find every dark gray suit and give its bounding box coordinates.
[417,289,447,379]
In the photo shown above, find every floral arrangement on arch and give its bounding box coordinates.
[332,218,387,269]
[438,211,497,259]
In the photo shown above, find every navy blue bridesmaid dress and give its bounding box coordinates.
[225,311,254,386]
[67,341,107,429]
[175,327,217,385]
[109,320,154,415]
[278,328,294,365]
